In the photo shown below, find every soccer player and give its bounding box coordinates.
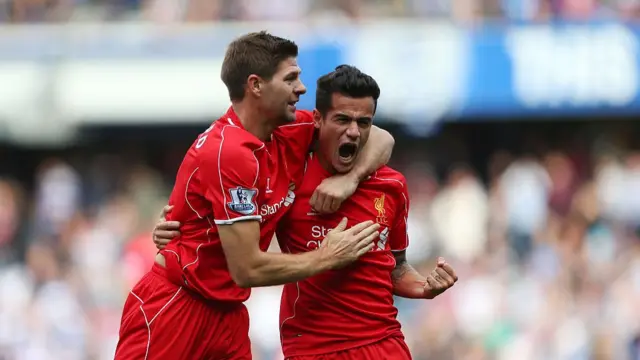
[154,65,458,360]
[114,33,395,360]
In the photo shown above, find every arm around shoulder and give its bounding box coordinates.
[349,125,395,182]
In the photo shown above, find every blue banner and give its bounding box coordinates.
[1,23,640,122]
[458,23,640,119]
[296,42,343,112]
[343,22,640,120]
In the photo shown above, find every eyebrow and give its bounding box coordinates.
[334,113,372,122]
[284,69,301,79]
[333,113,351,120]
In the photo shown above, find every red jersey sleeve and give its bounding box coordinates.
[200,128,262,225]
[390,178,410,251]
[275,110,317,155]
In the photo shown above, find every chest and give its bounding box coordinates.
[292,186,398,227]
[284,177,400,253]
[254,141,298,227]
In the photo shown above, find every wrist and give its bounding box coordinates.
[345,169,365,184]
[311,247,335,272]
[422,290,436,300]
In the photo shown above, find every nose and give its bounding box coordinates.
[346,121,360,139]
[296,80,307,95]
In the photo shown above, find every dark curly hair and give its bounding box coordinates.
[315,65,380,116]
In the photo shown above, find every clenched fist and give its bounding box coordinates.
[310,174,359,214]
[423,257,458,299]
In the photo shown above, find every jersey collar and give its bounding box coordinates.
[224,107,244,129]
[308,152,333,179]
[223,106,274,142]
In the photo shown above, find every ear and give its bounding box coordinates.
[312,109,322,129]
[247,74,262,97]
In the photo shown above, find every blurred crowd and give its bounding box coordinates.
[0,123,639,360]
[1,0,640,24]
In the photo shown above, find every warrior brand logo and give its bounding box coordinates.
[377,227,389,251]
[228,187,258,215]
[265,178,273,194]
[260,182,296,216]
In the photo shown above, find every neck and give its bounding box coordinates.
[232,102,277,142]
[315,151,343,176]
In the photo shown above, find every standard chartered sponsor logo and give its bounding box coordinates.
[307,225,332,249]
[311,225,332,238]
[260,183,295,216]
[307,224,389,251]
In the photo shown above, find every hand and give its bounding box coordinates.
[319,217,380,269]
[152,205,181,250]
[423,257,458,299]
[310,173,359,214]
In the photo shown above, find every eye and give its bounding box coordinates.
[357,119,371,127]
[284,72,300,83]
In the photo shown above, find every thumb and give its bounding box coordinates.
[162,205,173,217]
[309,190,318,207]
[333,217,348,231]
[436,257,446,267]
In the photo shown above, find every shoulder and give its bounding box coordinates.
[368,166,408,199]
[274,110,315,134]
[218,122,263,149]
[200,122,265,166]
[295,109,314,123]
[291,109,314,125]
[371,166,407,188]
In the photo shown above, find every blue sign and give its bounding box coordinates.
[458,23,640,119]
[296,42,343,111]
[1,23,640,120]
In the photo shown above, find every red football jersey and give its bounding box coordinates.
[277,153,410,357]
[161,108,316,303]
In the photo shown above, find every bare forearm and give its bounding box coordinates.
[238,251,332,288]
[392,262,427,299]
[349,127,394,182]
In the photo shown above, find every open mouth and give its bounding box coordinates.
[338,143,358,162]
[287,101,298,111]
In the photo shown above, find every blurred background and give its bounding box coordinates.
[1,1,640,359]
